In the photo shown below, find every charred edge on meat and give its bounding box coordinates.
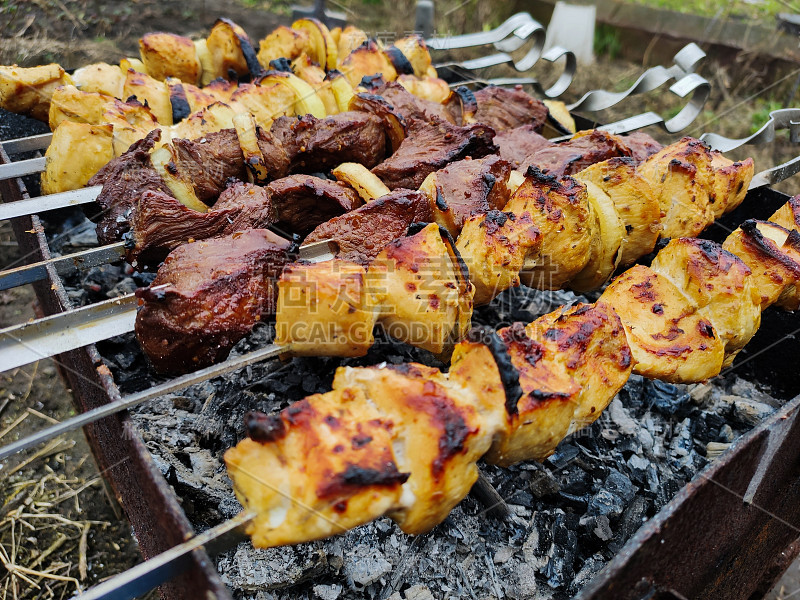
[465,326,523,415]
[168,83,191,123]
[437,224,471,293]
[384,46,415,75]
[741,220,800,276]
[245,410,287,443]
[269,58,293,73]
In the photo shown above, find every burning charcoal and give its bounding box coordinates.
[645,464,660,494]
[570,554,606,593]
[529,466,561,498]
[82,264,123,298]
[587,489,625,519]
[608,496,650,553]
[644,379,690,417]
[132,271,157,287]
[543,512,577,588]
[546,443,580,469]
[66,288,88,307]
[730,377,782,408]
[604,470,637,504]
[559,467,592,496]
[618,373,645,410]
[108,277,137,298]
[724,395,776,426]
[579,514,613,541]
[626,454,650,485]
[607,398,639,436]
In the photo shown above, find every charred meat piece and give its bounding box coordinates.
[372,116,497,190]
[304,189,433,264]
[135,229,292,374]
[470,85,548,132]
[270,111,386,172]
[171,129,247,203]
[126,182,275,268]
[268,174,362,236]
[494,124,553,168]
[88,130,172,245]
[521,129,633,178]
[623,131,663,162]
[420,155,513,235]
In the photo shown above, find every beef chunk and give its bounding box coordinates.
[134,229,291,374]
[374,81,454,123]
[494,124,553,168]
[471,85,548,132]
[88,130,172,245]
[268,174,362,236]
[304,189,433,264]
[521,130,633,178]
[171,129,247,202]
[623,131,664,163]
[126,181,276,268]
[424,155,514,234]
[270,111,386,172]
[372,116,497,190]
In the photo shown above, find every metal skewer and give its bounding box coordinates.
[3,102,800,294]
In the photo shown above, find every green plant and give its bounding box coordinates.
[594,23,621,60]
[750,99,783,134]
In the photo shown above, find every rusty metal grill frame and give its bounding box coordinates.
[0,146,233,600]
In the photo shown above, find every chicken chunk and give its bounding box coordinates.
[598,265,725,383]
[368,223,474,357]
[225,386,408,548]
[507,169,596,290]
[275,259,379,357]
[650,238,761,366]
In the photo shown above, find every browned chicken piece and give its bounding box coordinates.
[304,189,433,265]
[270,111,387,172]
[507,169,596,290]
[650,238,761,366]
[89,130,172,245]
[573,157,660,266]
[0,64,73,122]
[722,220,800,311]
[332,363,503,535]
[494,124,553,168]
[275,259,379,357]
[267,174,362,236]
[622,131,663,162]
[419,155,514,236]
[709,153,754,218]
[598,265,725,383]
[225,387,409,548]
[456,210,542,305]
[371,115,497,190]
[468,85,549,132]
[126,182,276,268]
[770,195,800,231]
[135,230,292,374]
[636,137,715,239]
[486,321,580,465]
[483,302,631,465]
[368,223,474,357]
[531,302,632,431]
[520,129,633,178]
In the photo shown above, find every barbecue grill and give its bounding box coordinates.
[2,11,800,600]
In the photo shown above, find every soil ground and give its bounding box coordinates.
[1,0,799,598]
